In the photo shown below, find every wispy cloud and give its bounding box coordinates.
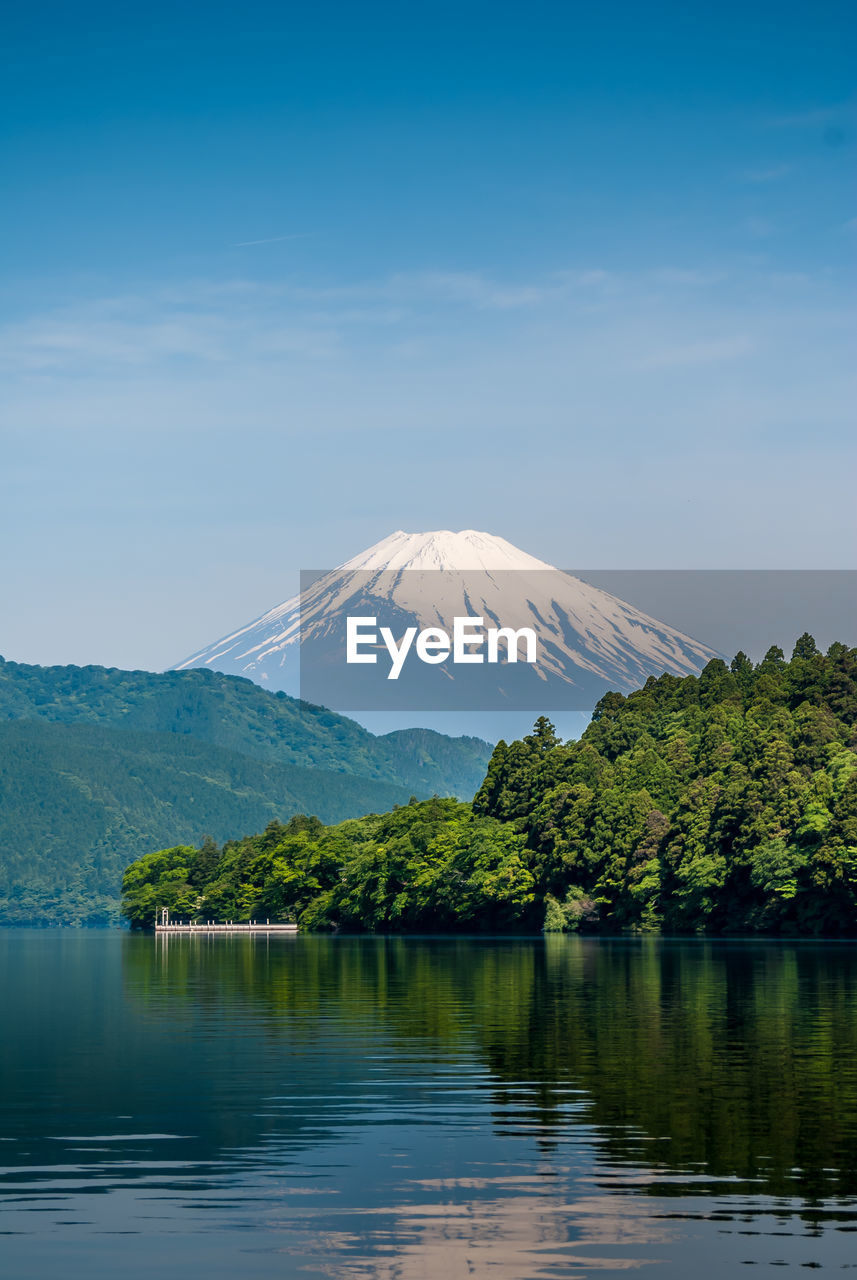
[763,106,842,128]
[741,164,792,183]
[385,270,555,310]
[0,262,849,405]
[744,216,776,239]
[632,335,754,371]
[0,291,338,372]
[233,233,312,247]
[647,268,725,287]
[0,266,699,374]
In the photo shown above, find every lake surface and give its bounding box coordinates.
[1,932,857,1278]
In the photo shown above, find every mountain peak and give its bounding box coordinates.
[173,529,718,712]
[340,529,556,573]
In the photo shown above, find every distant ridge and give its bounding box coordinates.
[0,659,491,797]
[0,659,492,925]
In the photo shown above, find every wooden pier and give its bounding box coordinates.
[155,910,297,935]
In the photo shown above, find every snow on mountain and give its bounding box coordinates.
[339,529,554,573]
[174,531,719,709]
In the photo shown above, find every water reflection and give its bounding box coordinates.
[1,931,856,1277]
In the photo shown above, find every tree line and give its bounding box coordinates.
[122,635,857,934]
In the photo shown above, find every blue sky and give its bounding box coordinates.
[1,0,855,670]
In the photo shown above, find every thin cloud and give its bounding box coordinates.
[233,233,311,247]
[386,270,552,310]
[742,164,792,183]
[647,268,725,287]
[1,263,849,389]
[745,217,776,238]
[633,335,754,371]
[763,107,841,128]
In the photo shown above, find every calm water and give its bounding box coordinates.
[1,933,857,1278]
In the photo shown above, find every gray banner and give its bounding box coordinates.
[298,568,857,714]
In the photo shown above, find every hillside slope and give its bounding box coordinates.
[0,720,416,926]
[0,659,491,797]
[0,658,492,926]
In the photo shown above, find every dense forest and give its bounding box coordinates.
[122,799,534,932]
[0,659,491,926]
[0,722,419,927]
[0,659,491,796]
[123,635,857,935]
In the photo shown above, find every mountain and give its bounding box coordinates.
[0,659,490,796]
[0,721,415,927]
[0,659,492,925]
[174,530,719,710]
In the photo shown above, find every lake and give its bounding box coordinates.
[1,931,856,1278]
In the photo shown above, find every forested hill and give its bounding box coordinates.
[0,722,416,927]
[0,659,491,797]
[0,659,491,926]
[473,634,857,933]
[123,635,857,936]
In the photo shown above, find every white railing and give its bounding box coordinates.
[154,918,298,933]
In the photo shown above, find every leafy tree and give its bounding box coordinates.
[122,638,857,936]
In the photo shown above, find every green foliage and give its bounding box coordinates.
[121,799,539,933]
[472,638,857,935]
[0,658,491,796]
[542,886,598,932]
[0,659,492,926]
[0,721,413,926]
[109,637,857,935]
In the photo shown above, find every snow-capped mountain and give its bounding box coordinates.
[174,530,719,710]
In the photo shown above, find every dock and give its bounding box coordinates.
[155,910,297,934]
